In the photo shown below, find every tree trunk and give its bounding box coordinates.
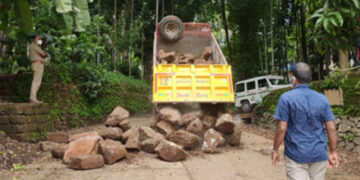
[259,47,263,73]
[299,3,307,62]
[129,0,134,76]
[112,0,117,71]
[220,0,233,63]
[156,0,159,24]
[264,22,268,74]
[270,0,275,74]
[97,0,101,64]
[162,0,165,18]
[339,49,349,69]
[325,50,330,75]
[141,30,145,80]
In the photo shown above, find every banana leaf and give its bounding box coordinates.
[55,0,72,13]
[73,0,90,32]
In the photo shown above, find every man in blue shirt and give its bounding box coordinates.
[271,62,339,180]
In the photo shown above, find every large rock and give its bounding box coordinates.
[337,141,346,149]
[202,115,217,130]
[47,131,69,143]
[353,146,360,153]
[345,142,355,151]
[119,119,131,131]
[334,118,341,125]
[225,122,242,146]
[99,139,127,164]
[63,135,103,164]
[155,140,186,162]
[180,112,199,127]
[167,130,200,149]
[350,127,359,134]
[200,46,212,60]
[141,138,161,153]
[157,50,176,63]
[156,120,176,136]
[105,106,130,126]
[124,128,140,150]
[186,118,203,136]
[338,124,351,133]
[149,115,160,128]
[215,113,235,134]
[39,141,61,152]
[125,136,140,150]
[97,127,123,140]
[202,129,225,153]
[68,154,104,170]
[51,144,69,159]
[342,119,356,127]
[139,126,164,142]
[353,137,360,146]
[69,132,99,142]
[122,127,139,142]
[159,107,181,126]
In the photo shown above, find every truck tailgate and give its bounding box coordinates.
[153,64,234,103]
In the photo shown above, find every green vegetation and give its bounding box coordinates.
[1,0,360,129]
[10,163,23,171]
[7,63,152,128]
[254,72,360,117]
[343,133,357,141]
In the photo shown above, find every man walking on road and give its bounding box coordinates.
[29,34,47,104]
[271,62,339,180]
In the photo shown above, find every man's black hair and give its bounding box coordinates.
[293,62,312,83]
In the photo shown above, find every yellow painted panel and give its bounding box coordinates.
[153,64,234,103]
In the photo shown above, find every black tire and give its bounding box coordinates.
[241,101,251,113]
[159,15,183,41]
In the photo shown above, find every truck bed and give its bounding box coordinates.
[153,23,234,103]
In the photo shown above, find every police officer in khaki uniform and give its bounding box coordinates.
[29,35,47,103]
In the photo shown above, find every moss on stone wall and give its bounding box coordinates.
[1,64,152,129]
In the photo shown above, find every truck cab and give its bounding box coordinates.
[234,75,291,113]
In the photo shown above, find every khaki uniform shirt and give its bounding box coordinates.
[29,43,46,62]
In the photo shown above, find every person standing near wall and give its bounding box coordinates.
[271,62,339,180]
[29,35,47,104]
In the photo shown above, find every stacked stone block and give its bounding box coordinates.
[0,103,49,141]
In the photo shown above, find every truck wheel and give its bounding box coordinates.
[159,15,183,41]
[241,101,251,113]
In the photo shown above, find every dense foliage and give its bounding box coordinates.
[4,63,152,128]
[1,0,360,127]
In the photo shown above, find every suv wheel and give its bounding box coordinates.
[241,101,251,113]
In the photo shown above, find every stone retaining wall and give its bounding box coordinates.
[254,113,360,152]
[0,103,49,141]
[335,116,360,152]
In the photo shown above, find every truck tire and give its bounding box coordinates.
[159,15,183,41]
[241,101,251,113]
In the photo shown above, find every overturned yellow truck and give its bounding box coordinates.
[152,16,234,114]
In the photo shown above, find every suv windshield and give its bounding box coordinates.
[269,78,288,85]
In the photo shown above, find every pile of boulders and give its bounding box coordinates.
[39,106,130,170]
[157,46,215,65]
[150,107,242,156]
[40,106,242,170]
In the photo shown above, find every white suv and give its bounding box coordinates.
[235,75,291,113]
